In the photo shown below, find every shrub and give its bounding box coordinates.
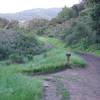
[64,16,94,48]
[0,17,9,28]
[0,48,9,60]
[0,29,45,61]
[9,54,26,64]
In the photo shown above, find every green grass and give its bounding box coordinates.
[71,53,86,68]
[0,48,86,75]
[0,75,42,100]
[92,50,100,57]
[0,36,86,100]
[70,44,100,57]
[38,36,66,48]
[0,65,43,100]
[21,48,86,74]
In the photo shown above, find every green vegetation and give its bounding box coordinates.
[38,36,65,48]
[19,37,86,74]
[0,35,86,100]
[87,0,100,43]
[0,64,43,100]
[0,37,86,74]
[1,0,99,99]
[23,49,86,74]
[42,0,100,55]
[94,50,100,56]
[57,6,77,22]
[0,29,45,61]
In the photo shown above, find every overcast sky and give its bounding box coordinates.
[0,0,80,13]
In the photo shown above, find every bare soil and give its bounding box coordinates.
[37,53,100,100]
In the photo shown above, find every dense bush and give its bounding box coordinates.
[85,0,100,43]
[0,17,19,29]
[65,20,92,44]
[57,6,78,21]
[9,54,26,64]
[46,15,94,49]
[42,0,99,52]
[0,29,45,61]
[0,17,9,28]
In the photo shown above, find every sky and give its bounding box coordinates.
[0,0,80,13]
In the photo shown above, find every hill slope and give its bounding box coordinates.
[0,8,62,21]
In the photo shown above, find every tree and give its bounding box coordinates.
[7,20,19,29]
[86,0,100,43]
[27,18,48,30]
[72,2,85,16]
[57,6,75,21]
[0,29,44,60]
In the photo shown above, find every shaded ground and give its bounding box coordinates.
[36,53,100,100]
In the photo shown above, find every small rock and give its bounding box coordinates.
[43,81,50,87]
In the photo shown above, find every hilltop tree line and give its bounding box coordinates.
[41,0,100,51]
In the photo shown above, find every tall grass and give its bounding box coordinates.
[94,50,100,56]
[0,64,43,100]
[22,49,86,74]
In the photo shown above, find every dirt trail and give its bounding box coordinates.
[43,79,61,100]
[40,53,100,100]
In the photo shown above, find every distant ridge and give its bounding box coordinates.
[0,8,62,21]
